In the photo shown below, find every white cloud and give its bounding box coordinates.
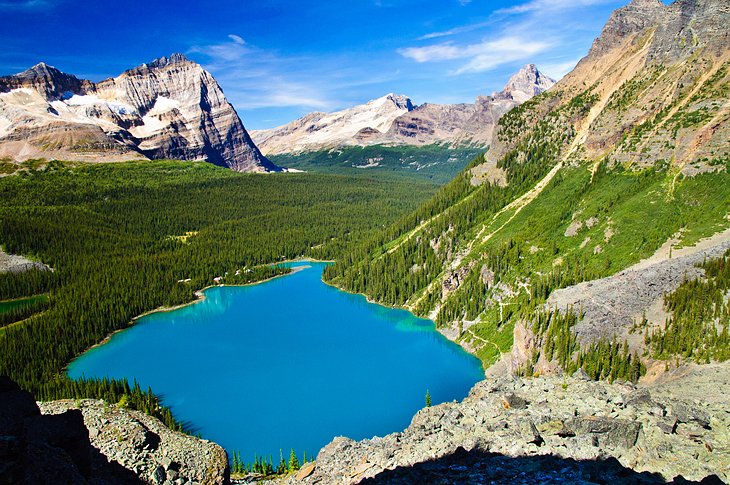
[189,37,343,111]
[418,20,494,41]
[402,0,620,76]
[495,0,615,15]
[398,43,463,63]
[418,0,613,41]
[456,37,551,74]
[399,36,551,74]
[227,34,245,45]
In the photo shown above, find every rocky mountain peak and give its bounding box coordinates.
[146,53,192,69]
[587,0,666,58]
[384,93,415,111]
[25,61,55,74]
[252,64,553,154]
[0,61,86,100]
[628,0,663,7]
[499,64,556,103]
[0,55,277,172]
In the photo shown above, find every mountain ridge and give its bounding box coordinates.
[0,54,277,172]
[251,64,556,155]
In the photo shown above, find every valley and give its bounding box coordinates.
[0,161,437,413]
[1,0,729,483]
[268,144,483,184]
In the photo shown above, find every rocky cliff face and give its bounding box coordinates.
[0,54,277,172]
[0,376,230,485]
[486,0,730,169]
[281,364,729,484]
[251,65,555,154]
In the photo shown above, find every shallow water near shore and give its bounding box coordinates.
[68,262,484,462]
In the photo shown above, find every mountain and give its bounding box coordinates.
[325,0,730,378]
[0,54,278,172]
[384,64,556,147]
[251,93,415,155]
[251,64,555,155]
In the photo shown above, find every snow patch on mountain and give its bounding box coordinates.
[252,93,414,154]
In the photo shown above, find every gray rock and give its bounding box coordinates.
[39,399,229,485]
[277,365,730,484]
[672,402,711,429]
[153,465,166,484]
[657,418,677,434]
[572,368,592,381]
[501,393,528,410]
[519,419,543,445]
[567,416,642,448]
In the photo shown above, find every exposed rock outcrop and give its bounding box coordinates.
[547,231,730,349]
[0,376,229,485]
[281,364,729,484]
[0,54,277,173]
[40,399,230,485]
[0,249,51,273]
[0,376,140,484]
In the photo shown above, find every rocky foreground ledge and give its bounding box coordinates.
[39,400,229,485]
[280,363,730,484]
[0,376,229,485]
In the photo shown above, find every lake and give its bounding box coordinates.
[68,262,484,462]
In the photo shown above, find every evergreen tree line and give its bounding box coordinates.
[522,309,646,383]
[0,267,58,300]
[324,83,587,317]
[38,376,184,431]
[0,294,50,328]
[230,448,308,476]
[646,250,730,362]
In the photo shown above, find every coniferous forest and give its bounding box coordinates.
[0,160,437,425]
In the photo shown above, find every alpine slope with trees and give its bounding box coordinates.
[325,0,730,380]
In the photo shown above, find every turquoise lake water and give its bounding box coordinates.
[68,262,484,462]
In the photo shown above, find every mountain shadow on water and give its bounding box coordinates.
[360,446,724,484]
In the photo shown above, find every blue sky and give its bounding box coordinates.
[0,0,629,129]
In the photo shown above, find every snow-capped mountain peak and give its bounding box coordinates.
[251,93,414,154]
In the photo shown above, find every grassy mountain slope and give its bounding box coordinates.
[325,0,730,373]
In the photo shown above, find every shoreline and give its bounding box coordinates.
[68,258,483,379]
[66,263,313,371]
[323,276,489,376]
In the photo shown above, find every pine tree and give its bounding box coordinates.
[425,389,432,407]
[288,448,300,472]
